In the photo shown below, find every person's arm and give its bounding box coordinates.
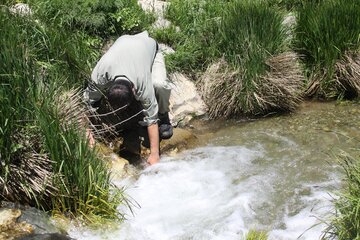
[147,123,160,165]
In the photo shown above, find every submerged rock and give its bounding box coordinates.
[17,233,73,240]
[160,128,197,154]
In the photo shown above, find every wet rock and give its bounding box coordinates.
[95,142,131,179]
[160,128,197,153]
[9,3,32,16]
[0,208,33,240]
[138,0,171,29]
[159,43,175,55]
[17,233,73,240]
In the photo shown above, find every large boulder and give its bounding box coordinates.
[138,0,171,29]
[160,128,197,153]
[169,73,207,126]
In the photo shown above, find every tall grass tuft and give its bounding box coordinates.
[36,89,126,221]
[0,6,48,205]
[197,0,303,117]
[295,0,360,99]
[323,151,360,240]
[217,0,286,79]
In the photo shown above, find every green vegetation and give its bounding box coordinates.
[0,0,153,221]
[295,0,360,99]
[245,229,268,240]
[323,152,360,240]
[30,0,155,38]
[162,0,303,117]
[161,0,224,73]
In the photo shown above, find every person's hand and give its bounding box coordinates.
[147,152,160,165]
[86,128,95,148]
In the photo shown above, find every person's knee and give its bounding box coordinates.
[153,81,172,101]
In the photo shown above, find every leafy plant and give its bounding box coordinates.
[29,0,155,38]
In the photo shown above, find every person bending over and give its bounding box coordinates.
[85,31,173,165]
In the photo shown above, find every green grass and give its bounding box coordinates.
[163,0,287,76]
[0,3,131,221]
[323,152,360,240]
[245,229,268,240]
[163,0,224,73]
[294,0,360,98]
[217,0,286,79]
[0,6,37,184]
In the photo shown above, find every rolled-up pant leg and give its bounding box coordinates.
[151,51,171,114]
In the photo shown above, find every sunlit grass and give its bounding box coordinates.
[245,229,268,240]
[163,0,304,117]
[295,0,360,99]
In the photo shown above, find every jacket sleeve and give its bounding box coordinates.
[136,78,159,126]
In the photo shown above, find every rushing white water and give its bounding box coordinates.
[69,102,360,240]
[69,143,339,240]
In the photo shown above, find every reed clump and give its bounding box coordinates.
[36,89,127,221]
[334,52,360,99]
[163,0,360,117]
[295,0,360,99]
[213,1,303,116]
[199,52,304,118]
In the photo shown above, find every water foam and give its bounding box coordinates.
[69,143,337,240]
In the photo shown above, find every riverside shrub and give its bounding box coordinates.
[29,0,154,38]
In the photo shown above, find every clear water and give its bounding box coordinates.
[69,101,360,240]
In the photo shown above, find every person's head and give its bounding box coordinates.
[106,79,134,110]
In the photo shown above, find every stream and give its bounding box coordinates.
[68,101,360,240]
